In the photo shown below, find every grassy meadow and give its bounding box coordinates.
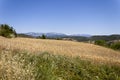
[0,37,120,80]
[0,37,120,64]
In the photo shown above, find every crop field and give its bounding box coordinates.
[0,37,120,65]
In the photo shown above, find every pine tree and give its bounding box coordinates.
[41,34,46,39]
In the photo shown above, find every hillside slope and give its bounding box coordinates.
[0,37,120,65]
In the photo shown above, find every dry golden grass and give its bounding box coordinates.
[0,50,35,80]
[0,37,120,64]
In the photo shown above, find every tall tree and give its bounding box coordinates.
[41,34,46,39]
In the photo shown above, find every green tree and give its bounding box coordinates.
[0,24,17,38]
[41,34,46,39]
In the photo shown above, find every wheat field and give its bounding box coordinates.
[0,37,120,64]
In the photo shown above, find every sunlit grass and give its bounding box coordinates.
[0,37,120,64]
[0,49,120,80]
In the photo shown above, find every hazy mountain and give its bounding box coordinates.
[25,32,44,37]
[25,32,92,37]
[19,32,120,42]
[25,32,67,37]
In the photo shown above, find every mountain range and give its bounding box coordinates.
[24,32,91,37]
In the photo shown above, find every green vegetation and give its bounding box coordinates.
[62,36,89,42]
[61,35,120,42]
[110,42,120,50]
[41,34,46,39]
[37,34,47,39]
[94,40,120,51]
[91,35,120,41]
[95,40,106,46]
[0,49,120,80]
[56,37,62,40]
[0,24,17,38]
[17,33,34,38]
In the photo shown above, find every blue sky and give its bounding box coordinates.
[0,0,120,35]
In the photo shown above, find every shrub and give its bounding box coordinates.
[95,40,106,46]
[0,24,17,38]
[110,42,120,50]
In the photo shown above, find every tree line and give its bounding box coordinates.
[0,24,17,38]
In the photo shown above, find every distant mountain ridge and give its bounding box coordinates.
[24,32,91,37]
[18,32,120,42]
[25,32,67,37]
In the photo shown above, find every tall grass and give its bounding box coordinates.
[0,49,120,80]
[0,37,120,64]
[0,49,35,80]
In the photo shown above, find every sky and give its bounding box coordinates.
[0,0,120,35]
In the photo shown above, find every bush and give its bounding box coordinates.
[95,40,106,46]
[0,24,17,38]
[110,42,120,50]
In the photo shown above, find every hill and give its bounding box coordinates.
[0,37,120,80]
[0,37,120,65]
